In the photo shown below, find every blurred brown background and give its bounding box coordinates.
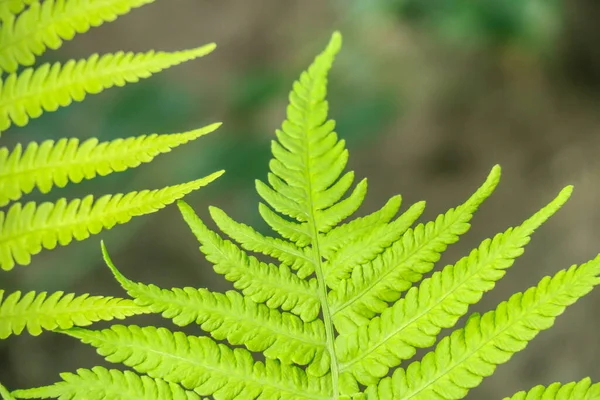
[2,0,600,398]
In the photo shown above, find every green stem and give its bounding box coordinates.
[0,382,15,400]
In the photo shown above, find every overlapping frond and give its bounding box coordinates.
[0,123,221,206]
[0,0,156,74]
[328,165,501,334]
[323,200,425,286]
[209,206,314,276]
[364,254,600,399]
[11,367,203,399]
[0,44,216,134]
[336,186,573,385]
[502,378,600,400]
[101,243,330,376]
[63,325,332,399]
[0,289,149,339]
[0,171,223,270]
[178,200,321,322]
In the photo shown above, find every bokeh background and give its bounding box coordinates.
[2,0,600,397]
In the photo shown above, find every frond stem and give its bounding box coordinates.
[0,381,15,400]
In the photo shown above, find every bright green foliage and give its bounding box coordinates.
[65,325,332,399]
[7,32,600,400]
[0,170,222,270]
[0,289,150,339]
[0,0,156,72]
[11,367,203,400]
[0,0,221,397]
[0,122,221,206]
[503,378,600,400]
[0,0,35,21]
[0,44,216,134]
[336,186,573,385]
[0,0,220,270]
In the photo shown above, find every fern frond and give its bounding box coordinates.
[178,200,321,322]
[0,171,223,270]
[328,165,501,334]
[0,0,156,74]
[323,200,425,285]
[364,254,600,399]
[101,242,330,376]
[11,366,202,399]
[320,194,402,257]
[0,0,34,22]
[0,123,221,207]
[337,186,573,384]
[63,325,332,399]
[0,44,216,134]
[502,378,600,400]
[251,30,351,392]
[0,289,149,339]
[258,202,312,247]
[209,206,314,276]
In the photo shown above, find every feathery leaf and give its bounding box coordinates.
[0,0,156,73]
[0,171,223,270]
[502,378,600,400]
[0,44,216,134]
[364,254,600,399]
[178,200,321,322]
[102,243,330,376]
[0,123,221,206]
[329,165,501,333]
[337,186,573,384]
[0,289,149,339]
[11,367,202,399]
[63,325,332,399]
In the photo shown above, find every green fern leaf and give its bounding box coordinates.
[209,205,314,276]
[13,31,600,400]
[0,0,34,22]
[0,0,156,73]
[502,378,600,400]
[323,199,425,285]
[364,254,600,399]
[0,44,215,134]
[63,325,332,399]
[101,242,330,376]
[0,289,149,339]
[336,186,573,385]
[0,123,221,207]
[178,200,321,322]
[328,165,500,333]
[321,194,402,256]
[11,367,202,399]
[0,171,223,270]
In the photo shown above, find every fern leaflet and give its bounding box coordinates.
[11,367,203,400]
[0,122,221,206]
[0,171,223,270]
[0,289,150,339]
[0,0,156,73]
[503,378,600,400]
[62,325,332,399]
[0,44,215,134]
[362,254,600,399]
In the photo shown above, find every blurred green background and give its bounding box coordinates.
[2,0,600,397]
